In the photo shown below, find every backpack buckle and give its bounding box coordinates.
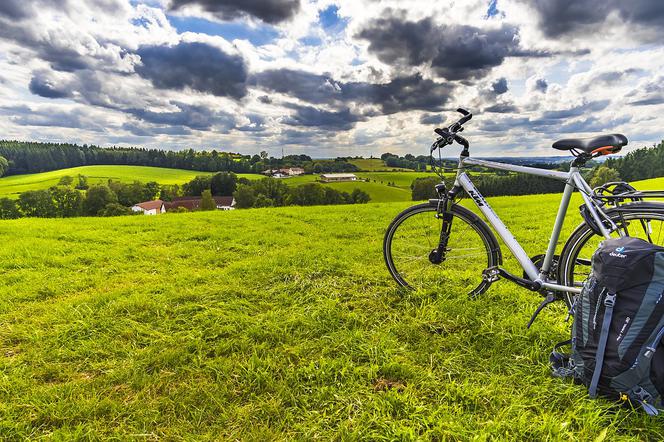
[604,293,616,308]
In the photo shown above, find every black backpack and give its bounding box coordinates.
[551,237,664,415]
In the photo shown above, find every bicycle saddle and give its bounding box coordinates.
[552,133,628,155]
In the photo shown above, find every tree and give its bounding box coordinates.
[289,183,326,206]
[50,186,83,217]
[143,181,161,200]
[590,165,621,188]
[18,190,57,217]
[254,194,274,207]
[58,175,74,186]
[183,175,211,196]
[411,177,439,200]
[351,188,371,204]
[233,184,256,208]
[84,185,117,216]
[0,156,7,177]
[76,174,89,190]
[210,172,237,196]
[200,189,216,211]
[0,198,21,219]
[252,178,289,206]
[99,203,133,217]
[260,150,268,160]
[160,184,181,201]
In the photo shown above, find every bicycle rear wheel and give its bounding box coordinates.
[558,202,664,308]
[383,202,501,295]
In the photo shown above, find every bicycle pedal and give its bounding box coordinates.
[482,267,501,283]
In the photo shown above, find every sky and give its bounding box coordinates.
[0,0,663,158]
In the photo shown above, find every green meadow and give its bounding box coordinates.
[1,187,663,439]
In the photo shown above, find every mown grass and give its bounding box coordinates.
[1,190,663,439]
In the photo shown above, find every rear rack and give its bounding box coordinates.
[593,181,664,206]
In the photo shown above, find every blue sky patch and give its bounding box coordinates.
[167,15,279,46]
[319,5,348,33]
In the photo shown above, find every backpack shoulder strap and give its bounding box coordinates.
[589,292,616,398]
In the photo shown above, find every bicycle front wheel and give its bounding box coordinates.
[558,202,664,308]
[383,203,501,295]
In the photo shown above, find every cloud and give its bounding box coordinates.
[357,12,547,80]
[534,78,548,93]
[136,41,248,99]
[252,69,452,115]
[491,78,508,95]
[0,104,106,132]
[169,0,301,24]
[128,102,237,132]
[284,105,364,131]
[522,0,664,40]
[420,113,445,125]
[28,72,71,99]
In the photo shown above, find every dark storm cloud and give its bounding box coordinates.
[252,69,452,115]
[29,73,71,99]
[284,105,365,131]
[136,42,248,99]
[169,0,301,24]
[357,13,547,80]
[491,78,508,95]
[523,0,664,39]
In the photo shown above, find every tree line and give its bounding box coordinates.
[603,139,664,182]
[0,141,359,176]
[411,173,566,200]
[233,179,370,208]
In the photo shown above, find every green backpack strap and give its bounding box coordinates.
[589,292,616,398]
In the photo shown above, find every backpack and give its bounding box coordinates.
[551,236,664,415]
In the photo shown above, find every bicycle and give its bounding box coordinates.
[383,108,664,321]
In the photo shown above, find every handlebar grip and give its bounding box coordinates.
[454,134,469,148]
[456,108,470,116]
[434,128,447,137]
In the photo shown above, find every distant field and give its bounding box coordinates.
[0,166,261,198]
[631,176,664,191]
[348,158,412,171]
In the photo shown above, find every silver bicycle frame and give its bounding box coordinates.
[453,157,615,294]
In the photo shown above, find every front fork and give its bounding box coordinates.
[429,183,458,264]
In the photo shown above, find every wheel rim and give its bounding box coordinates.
[560,211,664,306]
[386,206,493,294]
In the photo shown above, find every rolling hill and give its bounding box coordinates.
[0,193,662,439]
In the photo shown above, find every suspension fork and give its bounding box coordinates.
[429,183,460,264]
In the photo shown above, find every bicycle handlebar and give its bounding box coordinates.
[431,108,473,152]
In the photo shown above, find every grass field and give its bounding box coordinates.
[1,191,662,439]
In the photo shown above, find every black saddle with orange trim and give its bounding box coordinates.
[552,134,628,155]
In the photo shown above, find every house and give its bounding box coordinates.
[319,173,358,183]
[165,196,236,211]
[131,200,166,215]
[262,167,306,177]
[286,167,305,176]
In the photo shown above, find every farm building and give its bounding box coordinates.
[165,196,235,211]
[319,173,358,182]
[262,168,305,177]
[131,200,166,215]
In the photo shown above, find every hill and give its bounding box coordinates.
[347,158,413,171]
[0,194,661,439]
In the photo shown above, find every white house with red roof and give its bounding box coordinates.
[131,199,166,215]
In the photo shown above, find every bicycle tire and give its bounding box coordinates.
[558,201,664,309]
[383,202,502,295]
